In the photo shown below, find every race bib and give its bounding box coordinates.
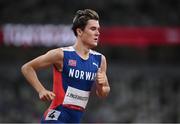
[45,109,61,120]
[63,86,90,108]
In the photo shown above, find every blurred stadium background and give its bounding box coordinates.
[1,0,180,123]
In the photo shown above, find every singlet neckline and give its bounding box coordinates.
[72,46,91,61]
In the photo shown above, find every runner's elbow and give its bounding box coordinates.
[96,86,110,98]
[21,63,31,75]
[103,86,110,97]
[21,64,26,75]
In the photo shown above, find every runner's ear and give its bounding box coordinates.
[76,28,82,36]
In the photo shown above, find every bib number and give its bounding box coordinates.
[45,109,61,120]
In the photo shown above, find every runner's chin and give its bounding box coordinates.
[90,40,98,48]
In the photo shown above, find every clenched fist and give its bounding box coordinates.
[96,68,110,98]
[96,68,107,85]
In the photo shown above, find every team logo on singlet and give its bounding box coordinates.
[68,59,77,67]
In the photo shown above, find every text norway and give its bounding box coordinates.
[69,68,96,81]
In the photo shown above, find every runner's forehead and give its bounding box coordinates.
[86,20,100,28]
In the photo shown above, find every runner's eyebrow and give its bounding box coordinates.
[90,26,100,30]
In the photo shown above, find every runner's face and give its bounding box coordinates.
[80,20,100,48]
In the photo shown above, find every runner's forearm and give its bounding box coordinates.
[21,64,46,93]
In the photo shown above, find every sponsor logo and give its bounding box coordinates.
[93,62,98,68]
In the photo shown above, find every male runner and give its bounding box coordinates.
[21,9,110,123]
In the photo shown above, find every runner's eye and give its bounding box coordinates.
[90,27,96,31]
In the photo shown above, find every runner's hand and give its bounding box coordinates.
[39,89,56,101]
[96,68,106,85]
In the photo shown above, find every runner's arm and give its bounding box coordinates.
[96,55,110,98]
[21,48,63,101]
